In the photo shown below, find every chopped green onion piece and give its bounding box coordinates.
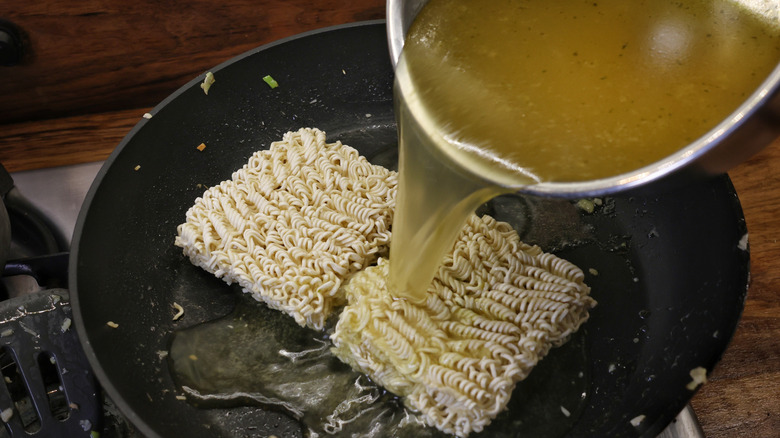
[263,75,279,88]
[200,72,215,95]
[576,198,595,214]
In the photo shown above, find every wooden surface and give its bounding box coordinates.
[0,0,384,124]
[1,1,779,437]
[691,142,780,437]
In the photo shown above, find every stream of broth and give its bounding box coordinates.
[388,0,780,301]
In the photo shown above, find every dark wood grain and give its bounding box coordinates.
[0,0,384,124]
[1,1,779,436]
[689,141,780,438]
[0,107,149,172]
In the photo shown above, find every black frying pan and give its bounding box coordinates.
[70,21,749,438]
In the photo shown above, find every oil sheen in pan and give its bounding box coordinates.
[168,292,590,437]
[167,193,595,437]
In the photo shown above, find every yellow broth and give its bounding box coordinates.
[388,0,780,300]
[400,0,780,184]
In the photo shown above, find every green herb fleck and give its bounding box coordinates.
[576,198,596,214]
[200,72,215,95]
[263,75,279,89]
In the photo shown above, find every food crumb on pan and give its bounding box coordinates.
[61,317,72,333]
[560,406,570,417]
[134,165,141,171]
[172,302,185,320]
[588,268,599,276]
[263,74,279,88]
[686,366,708,390]
[738,233,749,251]
[1,407,12,422]
[576,198,603,213]
[630,414,645,427]
[157,350,169,360]
[20,322,38,337]
[176,395,186,401]
[143,112,153,119]
[79,419,92,431]
[196,143,206,152]
[201,72,215,95]
[106,321,119,329]
[69,402,80,410]
[0,329,13,337]
[576,198,596,213]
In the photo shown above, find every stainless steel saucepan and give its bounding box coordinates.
[386,0,780,197]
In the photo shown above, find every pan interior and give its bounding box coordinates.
[70,21,749,438]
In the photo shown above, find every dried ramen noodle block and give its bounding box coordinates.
[175,128,396,330]
[332,214,596,437]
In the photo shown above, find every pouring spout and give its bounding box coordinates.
[386,0,428,67]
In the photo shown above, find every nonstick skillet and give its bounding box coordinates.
[70,21,749,438]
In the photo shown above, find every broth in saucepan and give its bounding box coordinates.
[389,0,780,300]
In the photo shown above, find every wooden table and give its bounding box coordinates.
[1,1,778,436]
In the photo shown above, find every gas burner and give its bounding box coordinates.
[0,163,139,438]
[0,289,100,436]
[0,189,68,300]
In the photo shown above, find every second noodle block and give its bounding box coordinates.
[332,214,596,437]
[175,128,596,437]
